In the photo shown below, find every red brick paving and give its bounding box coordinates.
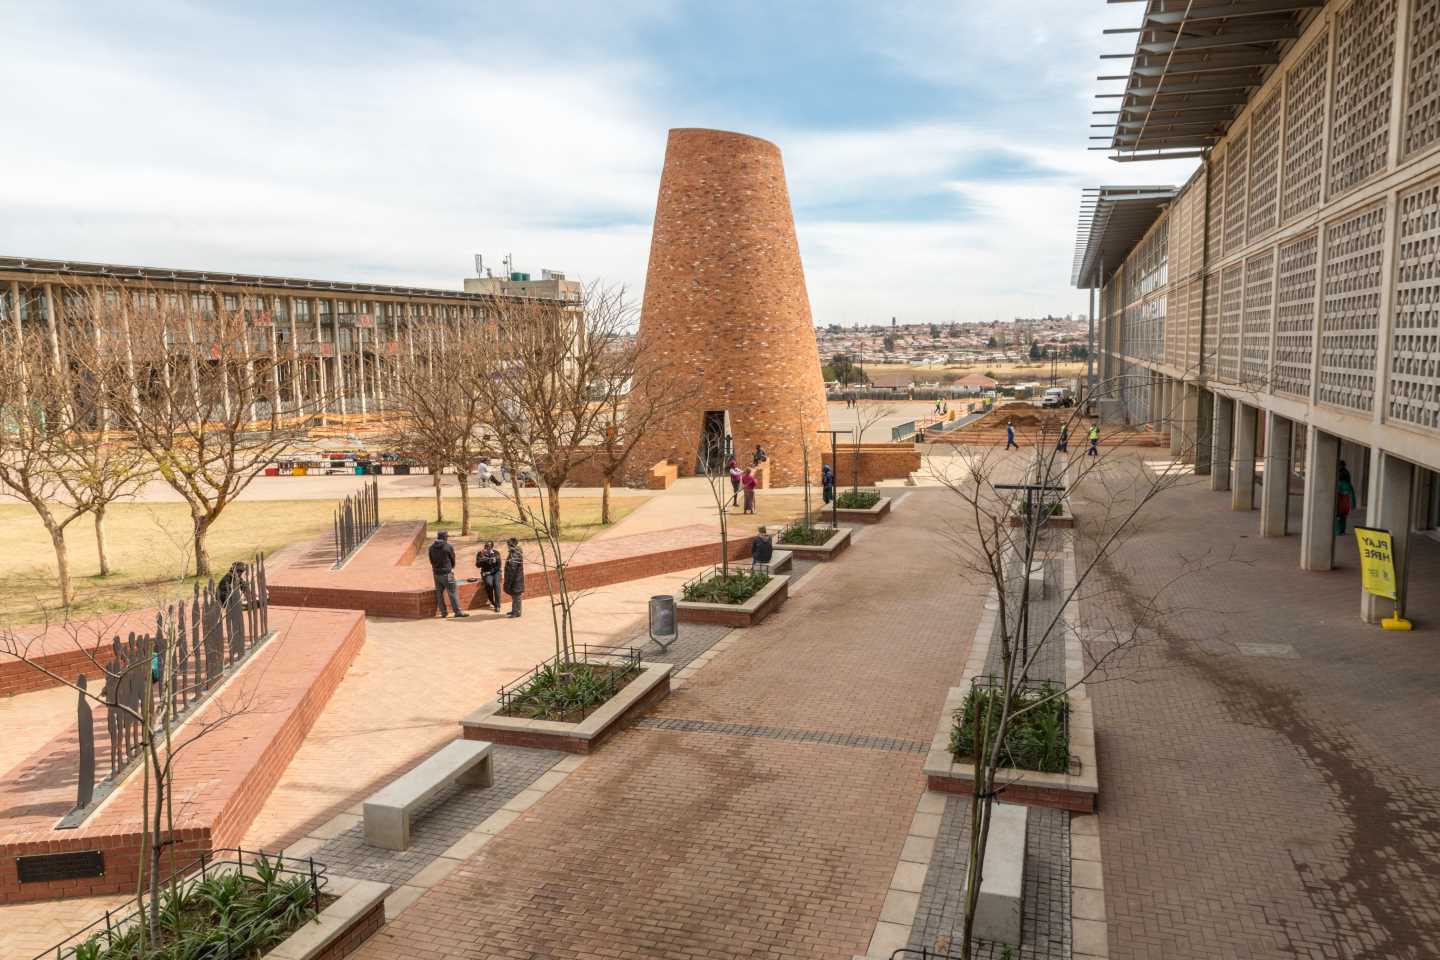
[355,490,987,960]
[1076,454,1440,959]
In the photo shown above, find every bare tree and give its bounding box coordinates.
[0,331,96,608]
[931,372,1220,958]
[595,341,695,525]
[81,287,313,577]
[696,430,735,576]
[849,398,897,492]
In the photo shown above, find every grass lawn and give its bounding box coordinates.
[0,495,642,623]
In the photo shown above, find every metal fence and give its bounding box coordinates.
[496,644,642,720]
[65,554,271,826]
[334,478,380,567]
[33,847,326,960]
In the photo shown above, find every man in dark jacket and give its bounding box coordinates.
[821,463,835,505]
[751,526,773,574]
[503,537,525,618]
[428,531,467,618]
[475,541,502,612]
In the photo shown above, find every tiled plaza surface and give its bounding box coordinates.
[354,489,991,960]
[1076,452,1440,959]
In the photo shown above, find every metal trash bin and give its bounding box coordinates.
[648,595,678,653]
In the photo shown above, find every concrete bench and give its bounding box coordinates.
[970,802,1028,944]
[363,740,494,851]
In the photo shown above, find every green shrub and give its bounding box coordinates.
[681,569,770,605]
[1016,498,1064,517]
[948,681,1069,774]
[835,490,881,509]
[505,660,638,720]
[777,521,832,546]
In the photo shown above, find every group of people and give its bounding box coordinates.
[726,445,767,515]
[427,530,527,619]
[1005,420,1100,457]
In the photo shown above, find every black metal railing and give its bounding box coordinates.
[496,644,642,720]
[65,555,272,827]
[33,848,327,960]
[333,478,380,567]
[889,949,963,959]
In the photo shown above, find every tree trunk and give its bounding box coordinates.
[95,507,111,577]
[48,522,73,609]
[601,475,612,525]
[192,512,212,578]
[459,470,472,537]
[433,470,444,522]
[548,483,562,530]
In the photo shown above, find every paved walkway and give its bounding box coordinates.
[354,489,988,960]
[1074,452,1440,959]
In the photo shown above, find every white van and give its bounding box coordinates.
[1041,387,1073,408]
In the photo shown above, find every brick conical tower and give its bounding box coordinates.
[626,128,828,487]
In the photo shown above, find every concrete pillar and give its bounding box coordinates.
[1194,390,1214,475]
[1300,426,1340,570]
[1168,380,1184,457]
[1261,413,1293,537]
[1211,394,1234,491]
[1180,383,1199,463]
[357,316,368,417]
[1232,403,1257,511]
[1362,453,1414,622]
[313,298,327,418]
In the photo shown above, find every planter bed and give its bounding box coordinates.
[462,658,672,754]
[815,494,892,524]
[677,573,790,627]
[269,875,391,960]
[923,685,1097,812]
[1006,500,1075,529]
[776,525,851,561]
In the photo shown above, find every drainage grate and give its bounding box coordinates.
[635,717,928,754]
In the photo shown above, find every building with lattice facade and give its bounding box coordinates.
[1075,0,1440,623]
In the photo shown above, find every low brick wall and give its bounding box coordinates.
[676,577,789,628]
[463,672,672,754]
[823,444,920,485]
[647,460,678,490]
[926,774,1096,813]
[314,898,387,960]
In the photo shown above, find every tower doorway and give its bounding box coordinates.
[697,410,732,474]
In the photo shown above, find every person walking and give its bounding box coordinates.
[1057,424,1069,454]
[1005,420,1019,450]
[503,537,525,618]
[428,531,468,618]
[1335,460,1356,535]
[728,459,743,507]
[821,463,835,505]
[751,525,773,574]
[1087,424,1100,457]
[741,467,758,514]
[475,540,502,613]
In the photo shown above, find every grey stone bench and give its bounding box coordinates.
[363,740,494,851]
[970,802,1028,944]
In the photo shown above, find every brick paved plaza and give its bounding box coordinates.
[1075,453,1440,959]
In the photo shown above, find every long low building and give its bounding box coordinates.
[0,255,560,421]
[1075,0,1440,623]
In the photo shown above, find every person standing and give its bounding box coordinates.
[1057,424,1069,454]
[728,459,742,507]
[821,463,835,505]
[475,540,502,613]
[1005,420,1019,451]
[1335,460,1356,535]
[751,525,773,574]
[428,531,468,618]
[503,537,525,618]
[1087,424,1100,457]
[741,467,758,514]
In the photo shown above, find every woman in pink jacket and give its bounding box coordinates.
[741,467,759,515]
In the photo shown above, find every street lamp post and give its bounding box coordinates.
[817,428,852,529]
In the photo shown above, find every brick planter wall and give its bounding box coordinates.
[676,576,789,627]
[463,669,671,755]
[823,444,921,485]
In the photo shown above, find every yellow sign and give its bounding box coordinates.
[1355,527,1397,600]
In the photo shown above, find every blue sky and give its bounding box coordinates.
[0,1,1199,324]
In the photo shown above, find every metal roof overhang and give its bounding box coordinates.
[0,255,495,302]
[1072,185,1179,288]
[1093,0,1323,161]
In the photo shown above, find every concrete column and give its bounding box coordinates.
[1362,453,1414,622]
[42,282,61,367]
[1168,379,1184,457]
[357,316,368,417]
[1180,383,1199,463]
[1300,426,1339,570]
[1211,394,1234,491]
[1194,389,1214,475]
[1232,403,1257,511]
[1261,413,1293,537]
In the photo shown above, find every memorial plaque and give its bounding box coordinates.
[16,850,105,884]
